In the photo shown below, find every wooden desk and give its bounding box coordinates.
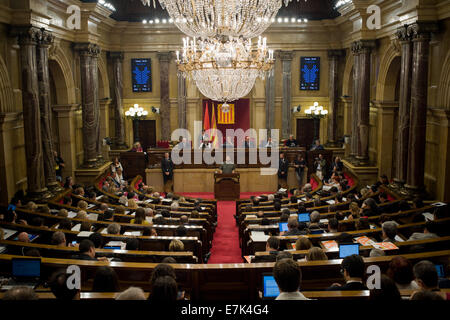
[214,173,240,200]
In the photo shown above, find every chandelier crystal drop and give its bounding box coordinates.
[176,36,274,102]
[140,0,296,38]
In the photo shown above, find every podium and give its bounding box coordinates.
[214,173,240,200]
[120,152,147,181]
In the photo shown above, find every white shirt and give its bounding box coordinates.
[275,291,310,300]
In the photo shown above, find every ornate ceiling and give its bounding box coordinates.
[81,0,341,22]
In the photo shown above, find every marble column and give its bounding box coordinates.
[178,76,187,129]
[13,27,48,197]
[158,52,171,141]
[279,51,294,140]
[405,22,439,193]
[74,43,101,168]
[89,48,103,164]
[393,25,413,186]
[265,62,275,132]
[37,29,60,191]
[109,52,127,149]
[350,42,360,158]
[355,40,376,165]
[327,50,345,146]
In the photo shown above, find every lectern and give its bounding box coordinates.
[214,172,240,200]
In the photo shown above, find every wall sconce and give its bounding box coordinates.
[292,105,301,113]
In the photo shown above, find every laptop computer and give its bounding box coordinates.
[2,258,41,290]
[298,213,310,223]
[278,222,288,233]
[339,243,360,258]
[262,273,280,300]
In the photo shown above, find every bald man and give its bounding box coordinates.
[17,232,30,243]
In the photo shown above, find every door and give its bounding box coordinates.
[296,119,316,148]
[138,120,156,150]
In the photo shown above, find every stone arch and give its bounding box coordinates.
[437,51,450,110]
[376,44,401,101]
[0,55,14,113]
[48,47,76,104]
[342,51,354,96]
[98,55,110,99]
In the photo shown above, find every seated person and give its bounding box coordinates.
[51,231,67,247]
[273,258,309,300]
[106,223,121,235]
[295,237,312,251]
[408,221,439,241]
[310,139,324,151]
[219,156,235,174]
[169,239,184,252]
[285,134,298,147]
[386,256,419,290]
[327,254,368,290]
[412,260,442,297]
[281,216,307,236]
[381,221,398,242]
[49,270,80,300]
[305,247,328,261]
[327,218,339,233]
[307,211,326,234]
[71,239,107,261]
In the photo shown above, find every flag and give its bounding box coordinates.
[210,103,219,149]
[203,102,210,134]
[217,104,235,124]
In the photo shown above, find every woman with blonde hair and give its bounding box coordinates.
[77,200,88,210]
[306,247,328,261]
[26,201,38,212]
[127,198,138,209]
[75,210,87,220]
[295,237,313,251]
[348,202,361,220]
[169,239,184,252]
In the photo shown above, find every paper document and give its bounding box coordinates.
[326,200,335,205]
[321,240,338,250]
[251,231,269,242]
[354,236,375,246]
[422,212,434,221]
[87,204,96,209]
[372,242,399,250]
[71,224,81,231]
[87,213,98,221]
[322,186,332,191]
[77,231,94,237]
[68,211,77,218]
[124,231,142,236]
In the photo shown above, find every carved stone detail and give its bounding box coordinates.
[109,52,127,149]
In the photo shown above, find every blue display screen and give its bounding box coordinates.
[263,275,280,298]
[300,57,320,90]
[279,222,288,232]
[132,58,152,92]
[339,244,359,258]
[298,213,310,223]
[436,264,444,278]
[12,259,41,278]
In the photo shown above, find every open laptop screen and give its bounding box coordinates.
[12,258,41,278]
[278,222,288,233]
[339,244,359,259]
[298,213,310,223]
[262,274,280,298]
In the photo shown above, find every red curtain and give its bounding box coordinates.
[202,99,250,144]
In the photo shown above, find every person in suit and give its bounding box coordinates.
[199,130,208,146]
[331,156,343,173]
[219,156,235,174]
[243,136,255,148]
[273,258,309,300]
[285,134,298,147]
[314,153,327,181]
[72,240,108,261]
[161,152,174,195]
[132,142,143,152]
[278,152,289,189]
[294,154,306,187]
[327,254,368,290]
[310,139,324,151]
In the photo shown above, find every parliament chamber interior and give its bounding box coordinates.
[1,0,450,309]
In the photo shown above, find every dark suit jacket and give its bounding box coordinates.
[278,159,289,179]
[71,253,97,261]
[285,139,298,147]
[327,281,368,291]
[161,158,174,181]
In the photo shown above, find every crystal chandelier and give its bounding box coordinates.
[140,0,295,38]
[175,36,274,103]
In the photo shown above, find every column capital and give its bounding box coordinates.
[73,42,101,57]
[108,51,124,61]
[38,29,54,47]
[277,50,294,61]
[407,21,439,41]
[328,49,345,59]
[396,25,411,43]
[351,40,376,55]
[10,26,42,46]
[157,51,173,62]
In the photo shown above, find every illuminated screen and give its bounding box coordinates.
[298,213,310,223]
[132,58,152,92]
[263,275,280,298]
[339,244,360,258]
[279,222,288,232]
[300,57,320,90]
